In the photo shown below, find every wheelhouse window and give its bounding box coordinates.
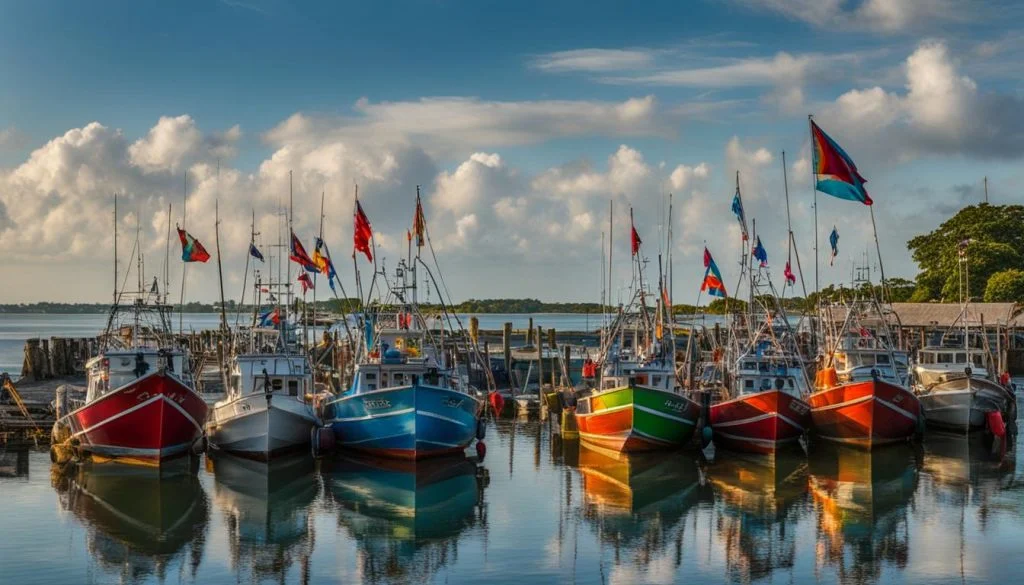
[972,354,984,367]
[288,380,299,396]
[743,379,754,390]
[937,353,953,364]
[955,353,967,364]
[876,354,890,364]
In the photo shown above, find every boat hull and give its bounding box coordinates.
[63,372,207,466]
[917,377,1013,432]
[710,390,810,454]
[208,393,318,460]
[808,379,920,449]
[575,385,699,453]
[325,384,481,460]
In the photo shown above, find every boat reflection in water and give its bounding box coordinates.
[209,453,319,583]
[808,442,919,584]
[322,454,487,584]
[705,449,809,582]
[576,442,704,575]
[922,432,1015,505]
[51,460,209,584]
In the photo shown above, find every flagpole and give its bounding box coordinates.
[113,193,118,306]
[808,115,821,356]
[352,183,365,307]
[868,205,889,304]
[179,171,188,335]
[237,210,253,329]
[163,203,171,305]
[314,190,325,348]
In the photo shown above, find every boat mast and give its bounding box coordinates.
[113,193,118,306]
[164,203,172,305]
[236,210,255,330]
[179,171,188,334]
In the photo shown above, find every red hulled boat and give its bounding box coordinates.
[710,388,811,454]
[57,297,208,466]
[810,304,920,449]
[808,374,919,448]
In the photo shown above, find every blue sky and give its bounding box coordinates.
[1,0,1023,303]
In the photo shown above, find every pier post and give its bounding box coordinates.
[527,317,533,345]
[503,322,512,391]
[563,344,571,387]
[537,325,545,416]
[548,328,557,388]
[470,316,479,346]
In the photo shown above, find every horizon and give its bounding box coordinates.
[3,1,1023,304]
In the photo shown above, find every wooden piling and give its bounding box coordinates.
[503,322,512,391]
[527,317,534,345]
[548,328,557,388]
[469,316,479,346]
[563,344,571,387]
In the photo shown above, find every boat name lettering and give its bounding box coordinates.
[789,401,809,415]
[663,400,685,412]
[443,398,465,409]
[364,399,391,410]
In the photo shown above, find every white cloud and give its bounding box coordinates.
[530,48,656,72]
[0,127,27,152]
[822,40,1024,159]
[128,115,204,173]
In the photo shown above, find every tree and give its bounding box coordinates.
[984,269,1024,302]
[907,204,1024,301]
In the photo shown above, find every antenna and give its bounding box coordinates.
[984,176,989,204]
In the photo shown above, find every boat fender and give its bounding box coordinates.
[489,391,505,415]
[701,425,713,448]
[870,369,880,381]
[50,443,72,464]
[987,411,1006,439]
[475,440,487,460]
[191,436,208,455]
[476,418,486,441]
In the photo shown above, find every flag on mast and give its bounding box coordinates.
[731,181,749,241]
[315,238,339,293]
[298,272,313,293]
[249,243,265,262]
[829,227,840,266]
[289,231,318,272]
[701,248,727,298]
[631,218,642,256]
[354,201,373,262]
[413,194,426,248]
[811,120,872,205]
[177,226,211,263]
[784,261,796,285]
[752,237,768,267]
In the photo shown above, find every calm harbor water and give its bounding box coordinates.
[0,312,628,374]
[0,420,1021,585]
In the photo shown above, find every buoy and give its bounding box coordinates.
[701,425,713,448]
[489,391,505,416]
[475,418,486,441]
[987,411,1006,439]
[475,440,487,460]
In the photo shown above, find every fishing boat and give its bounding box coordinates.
[206,244,320,459]
[574,209,700,452]
[809,299,920,448]
[207,345,319,459]
[323,194,486,459]
[703,325,812,454]
[58,299,207,465]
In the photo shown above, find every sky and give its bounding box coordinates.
[2,0,1023,304]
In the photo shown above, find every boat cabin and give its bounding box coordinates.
[229,354,312,398]
[731,355,808,398]
[86,348,191,402]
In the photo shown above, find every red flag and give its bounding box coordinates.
[289,231,318,272]
[298,272,313,293]
[354,201,373,262]
[784,261,796,285]
[413,194,426,248]
[631,224,642,256]
[703,248,712,268]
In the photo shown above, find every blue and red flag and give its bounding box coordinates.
[752,237,768,267]
[829,227,840,266]
[289,231,319,273]
[176,226,210,263]
[297,272,313,293]
[259,307,280,326]
[701,248,727,298]
[811,120,872,205]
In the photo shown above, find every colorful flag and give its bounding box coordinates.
[784,260,796,285]
[752,237,768,267]
[631,220,642,257]
[354,201,373,262]
[298,272,313,293]
[829,227,839,266]
[811,121,872,205]
[177,226,210,263]
[249,243,264,262]
[289,231,318,272]
[731,186,749,241]
[701,248,727,298]
[312,238,329,274]
[413,194,426,248]
[315,238,339,293]
[259,307,280,326]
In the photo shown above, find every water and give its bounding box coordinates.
[0,423,1021,585]
[0,313,609,375]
